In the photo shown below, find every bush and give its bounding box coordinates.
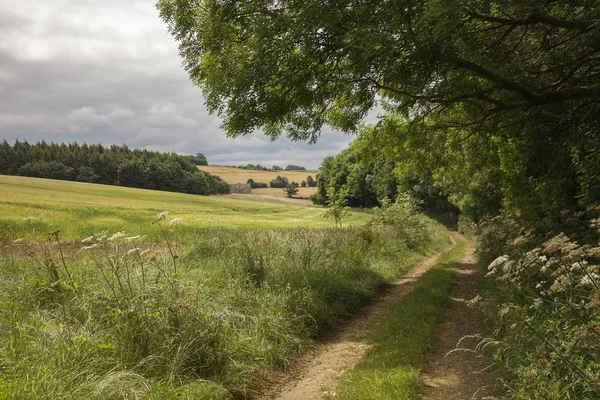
[269,176,289,188]
[477,216,600,399]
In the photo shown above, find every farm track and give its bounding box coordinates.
[420,240,498,399]
[255,233,457,400]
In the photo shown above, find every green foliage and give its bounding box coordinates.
[284,183,299,198]
[1,140,229,196]
[306,175,317,187]
[301,180,307,188]
[285,165,306,171]
[185,152,208,165]
[236,163,269,171]
[158,0,600,227]
[269,175,289,188]
[324,187,350,228]
[246,178,268,189]
[371,194,428,248]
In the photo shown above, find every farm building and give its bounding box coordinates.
[230,183,252,194]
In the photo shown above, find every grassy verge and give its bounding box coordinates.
[334,236,467,399]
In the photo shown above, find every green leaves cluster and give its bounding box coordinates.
[159,0,600,227]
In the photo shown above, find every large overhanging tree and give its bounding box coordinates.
[159,0,600,224]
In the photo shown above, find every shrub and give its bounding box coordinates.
[478,216,600,399]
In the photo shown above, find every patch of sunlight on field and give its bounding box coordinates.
[0,175,370,241]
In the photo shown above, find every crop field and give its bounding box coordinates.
[0,175,366,242]
[198,165,319,198]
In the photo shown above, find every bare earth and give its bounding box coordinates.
[420,243,498,400]
[256,236,455,400]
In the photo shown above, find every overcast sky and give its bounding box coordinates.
[0,0,364,169]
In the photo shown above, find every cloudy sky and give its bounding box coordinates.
[0,0,364,169]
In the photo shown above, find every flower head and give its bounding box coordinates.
[153,211,169,224]
[81,236,95,243]
[108,231,126,241]
[169,217,183,225]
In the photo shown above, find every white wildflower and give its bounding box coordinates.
[126,248,141,256]
[107,231,126,241]
[125,235,141,242]
[488,255,510,271]
[538,255,548,263]
[23,216,35,221]
[79,244,98,252]
[81,236,95,243]
[153,211,169,224]
[550,274,571,293]
[580,273,599,287]
[12,238,24,243]
[169,217,183,225]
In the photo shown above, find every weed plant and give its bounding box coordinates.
[476,216,600,399]
[0,210,447,399]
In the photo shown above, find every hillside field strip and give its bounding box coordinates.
[198,165,319,198]
[0,174,367,242]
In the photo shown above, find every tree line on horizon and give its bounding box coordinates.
[0,140,230,196]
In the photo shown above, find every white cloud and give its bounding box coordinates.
[66,106,112,127]
[107,107,134,119]
[0,0,357,169]
[145,102,198,129]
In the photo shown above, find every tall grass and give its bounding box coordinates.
[0,214,447,399]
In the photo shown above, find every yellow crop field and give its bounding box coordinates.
[199,165,319,198]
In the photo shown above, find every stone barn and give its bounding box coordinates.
[230,183,252,194]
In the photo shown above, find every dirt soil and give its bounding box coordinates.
[420,243,498,400]
[255,236,455,400]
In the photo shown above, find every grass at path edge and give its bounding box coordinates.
[334,235,468,399]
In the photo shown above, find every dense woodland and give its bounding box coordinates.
[161,0,600,398]
[0,140,230,195]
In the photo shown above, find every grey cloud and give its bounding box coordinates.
[0,1,356,169]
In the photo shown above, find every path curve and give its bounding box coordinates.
[256,234,457,400]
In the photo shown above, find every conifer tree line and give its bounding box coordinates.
[0,140,230,195]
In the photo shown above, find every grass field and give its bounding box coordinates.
[198,165,319,198]
[0,175,366,242]
[0,174,450,399]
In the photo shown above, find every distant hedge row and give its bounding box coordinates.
[0,140,230,195]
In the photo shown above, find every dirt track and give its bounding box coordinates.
[256,235,456,400]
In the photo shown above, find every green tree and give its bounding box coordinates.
[301,180,307,188]
[160,0,600,226]
[324,187,350,228]
[284,183,299,198]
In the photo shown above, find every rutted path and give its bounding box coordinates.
[256,234,457,400]
[420,241,498,399]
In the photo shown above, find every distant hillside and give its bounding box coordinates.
[198,165,319,199]
[0,140,229,196]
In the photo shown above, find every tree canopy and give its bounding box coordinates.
[159,0,600,226]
